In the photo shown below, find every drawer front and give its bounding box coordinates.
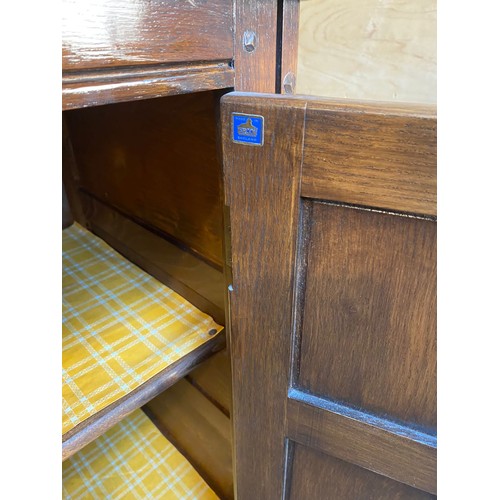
[63,0,233,71]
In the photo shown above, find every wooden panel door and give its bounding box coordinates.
[221,93,436,499]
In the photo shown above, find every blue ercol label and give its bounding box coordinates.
[232,113,264,146]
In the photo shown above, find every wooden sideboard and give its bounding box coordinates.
[62,2,436,498]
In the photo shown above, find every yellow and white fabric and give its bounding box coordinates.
[63,223,222,435]
[63,409,219,499]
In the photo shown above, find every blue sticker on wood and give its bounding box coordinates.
[232,113,264,146]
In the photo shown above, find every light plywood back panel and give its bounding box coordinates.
[297,0,436,104]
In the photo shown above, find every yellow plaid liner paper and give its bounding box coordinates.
[63,223,222,435]
[63,408,219,499]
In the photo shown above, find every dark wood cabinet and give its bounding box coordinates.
[221,93,436,498]
[62,3,436,498]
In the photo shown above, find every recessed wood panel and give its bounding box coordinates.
[289,444,435,499]
[65,91,224,268]
[297,201,436,429]
[62,0,233,71]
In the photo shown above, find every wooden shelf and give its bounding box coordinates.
[62,223,224,460]
[62,334,224,460]
[63,61,234,110]
[63,408,219,499]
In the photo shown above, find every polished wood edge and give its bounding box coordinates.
[63,62,234,110]
[280,0,300,94]
[62,61,231,83]
[62,333,225,461]
[221,94,308,498]
[221,91,436,117]
[82,193,226,325]
[287,389,437,494]
[233,1,278,92]
[302,96,436,118]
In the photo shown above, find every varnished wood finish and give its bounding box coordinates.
[83,195,225,325]
[280,0,300,94]
[65,91,225,268]
[62,0,233,71]
[221,92,436,498]
[234,1,278,92]
[298,202,436,428]
[62,332,225,461]
[145,379,233,499]
[63,62,234,110]
[222,93,307,499]
[289,444,435,499]
[288,390,436,493]
[301,98,437,215]
[186,350,232,416]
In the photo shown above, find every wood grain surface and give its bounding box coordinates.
[234,1,278,92]
[280,0,300,94]
[288,390,436,493]
[186,350,232,416]
[83,194,226,325]
[65,91,226,268]
[62,333,225,461]
[222,93,308,499]
[297,0,436,104]
[63,62,234,110]
[62,0,233,71]
[289,444,435,499]
[301,98,437,216]
[145,378,233,499]
[297,201,437,428]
